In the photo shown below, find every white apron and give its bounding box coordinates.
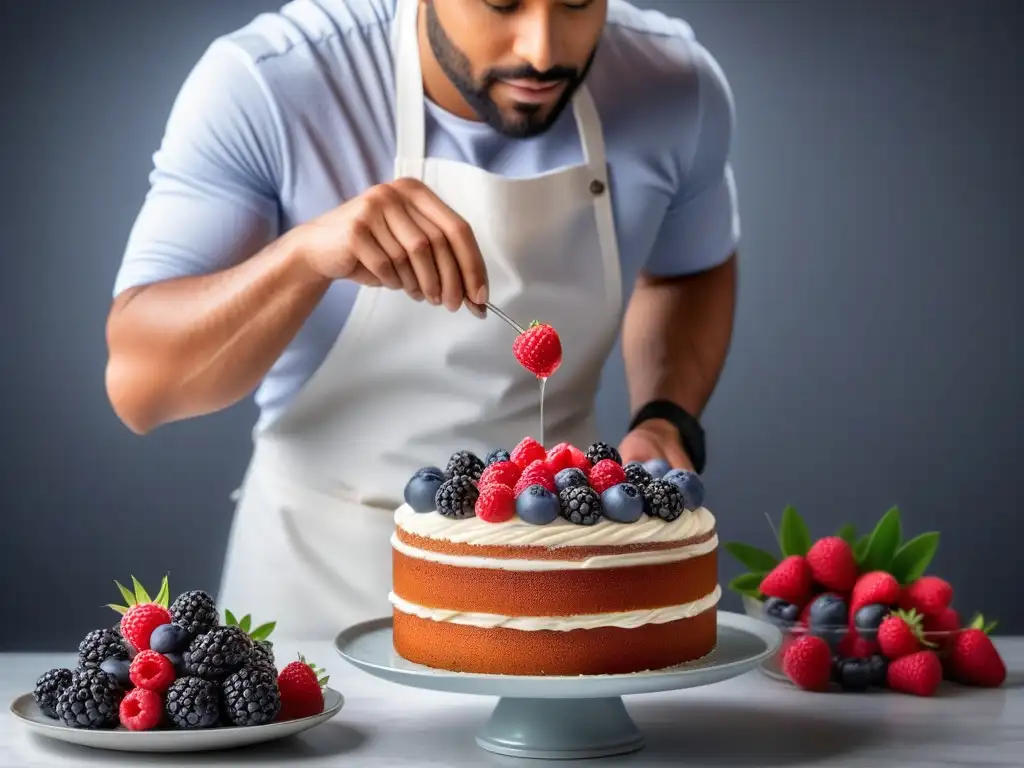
[217,0,623,639]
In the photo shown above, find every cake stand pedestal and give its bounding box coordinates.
[334,612,781,760]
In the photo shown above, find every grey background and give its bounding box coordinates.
[2,0,1021,650]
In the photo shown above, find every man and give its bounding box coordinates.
[106,0,739,638]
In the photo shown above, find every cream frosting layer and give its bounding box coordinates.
[391,530,718,570]
[394,503,716,548]
[389,585,721,631]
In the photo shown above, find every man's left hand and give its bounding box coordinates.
[617,418,693,470]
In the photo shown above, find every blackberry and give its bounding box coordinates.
[251,640,276,673]
[77,628,127,669]
[221,666,281,726]
[165,676,221,729]
[643,479,685,521]
[623,462,653,490]
[170,590,219,636]
[485,448,511,466]
[33,668,72,718]
[585,441,621,466]
[444,450,485,481]
[183,626,253,681]
[434,475,479,519]
[55,668,121,729]
[558,485,603,526]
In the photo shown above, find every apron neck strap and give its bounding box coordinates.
[393,0,607,177]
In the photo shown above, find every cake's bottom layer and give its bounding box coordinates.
[392,606,717,676]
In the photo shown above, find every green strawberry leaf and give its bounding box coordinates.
[106,603,128,616]
[853,534,870,563]
[154,575,170,608]
[250,622,277,642]
[728,572,763,598]
[778,505,812,557]
[319,674,330,687]
[859,506,902,573]
[968,613,999,634]
[224,609,238,627]
[240,614,252,633]
[889,532,940,585]
[132,576,152,605]
[114,580,137,608]
[836,524,857,547]
[723,542,779,573]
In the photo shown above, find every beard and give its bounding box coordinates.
[424,2,596,139]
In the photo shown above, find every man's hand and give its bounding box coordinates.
[618,418,694,471]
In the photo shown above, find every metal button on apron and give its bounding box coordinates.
[589,179,606,195]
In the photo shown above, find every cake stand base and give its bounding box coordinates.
[475,696,643,759]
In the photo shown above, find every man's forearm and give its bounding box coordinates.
[621,254,737,419]
[105,228,330,435]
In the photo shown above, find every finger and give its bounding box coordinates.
[350,224,401,289]
[405,205,464,311]
[347,263,383,287]
[464,298,486,319]
[368,212,420,297]
[380,203,442,304]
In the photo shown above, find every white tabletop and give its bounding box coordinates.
[3,637,1022,767]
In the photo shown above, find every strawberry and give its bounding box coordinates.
[760,556,813,607]
[513,459,556,496]
[839,632,879,659]
[899,576,953,618]
[887,650,942,696]
[108,576,172,653]
[475,483,516,523]
[805,537,858,593]
[947,614,1006,687]
[587,459,627,494]
[850,571,901,614]
[278,655,328,721]
[545,444,574,474]
[924,606,960,635]
[478,460,521,490]
[782,635,832,691]
[119,688,163,731]
[877,609,929,660]
[512,321,562,379]
[129,649,176,692]
[510,437,547,470]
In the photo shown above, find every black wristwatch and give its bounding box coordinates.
[628,399,706,474]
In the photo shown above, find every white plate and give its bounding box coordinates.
[9,687,344,753]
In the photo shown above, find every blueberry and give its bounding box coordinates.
[835,658,871,692]
[865,654,888,687]
[515,485,561,525]
[763,596,800,626]
[554,468,588,492]
[150,623,192,654]
[485,449,510,466]
[164,652,187,678]
[853,603,889,639]
[601,483,644,523]
[642,458,671,480]
[662,469,705,510]
[808,594,848,648]
[403,466,445,513]
[99,657,131,688]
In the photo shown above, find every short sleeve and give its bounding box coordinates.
[643,43,740,277]
[112,40,285,298]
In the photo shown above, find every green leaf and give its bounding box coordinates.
[889,532,940,585]
[836,524,857,546]
[250,622,277,642]
[968,613,999,634]
[107,603,127,615]
[240,614,252,633]
[154,576,170,608]
[114,581,137,608]
[132,576,152,605]
[723,542,779,573]
[728,572,763,597]
[778,505,812,557]
[854,535,870,563]
[319,674,330,687]
[224,609,238,626]
[860,506,902,573]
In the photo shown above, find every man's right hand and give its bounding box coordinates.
[297,178,489,313]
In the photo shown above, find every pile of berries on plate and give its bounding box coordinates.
[403,437,705,526]
[726,505,1007,696]
[32,576,329,730]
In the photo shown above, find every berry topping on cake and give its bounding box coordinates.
[662,469,705,510]
[445,451,485,482]
[34,668,73,718]
[588,459,627,494]
[554,467,588,492]
[119,688,164,731]
[515,484,561,525]
[183,625,253,681]
[222,665,282,726]
[434,475,479,519]
[77,628,127,669]
[512,320,562,378]
[558,485,603,526]
[510,437,547,469]
[108,576,172,653]
[475,483,517,523]
[169,590,219,637]
[623,461,653,490]
[404,466,446,513]
[485,448,511,466]
[278,655,328,721]
[601,483,644,523]
[544,444,573,474]
[55,668,122,729]
[513,460,557,496]
[641,458,671,480]
[478,460,522,490]
[165,676,221,729]
[584,441,621,466]
[641,478,685,521]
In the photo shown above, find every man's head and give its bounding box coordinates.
[423,0,607,138]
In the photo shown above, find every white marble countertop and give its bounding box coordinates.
[2,637,1022,767]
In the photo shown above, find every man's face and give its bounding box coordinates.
[425,0,606,138]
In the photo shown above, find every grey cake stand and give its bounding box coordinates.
[334,611,781,760]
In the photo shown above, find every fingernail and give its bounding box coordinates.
[475,286,488,304]
[428,294,440,305]
[410,290,424,302]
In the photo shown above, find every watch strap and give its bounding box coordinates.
[628,399,706,474]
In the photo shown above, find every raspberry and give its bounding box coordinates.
[119,688,164,731]
[478,460,521,490]
[121,604,172,653]
[510,437,547,469]
[130,650,176,692]
[513,460,556,496]
[475,483,516,523]
[545,444,574,474]
[588,459,627,494]
[512,321,562,378]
